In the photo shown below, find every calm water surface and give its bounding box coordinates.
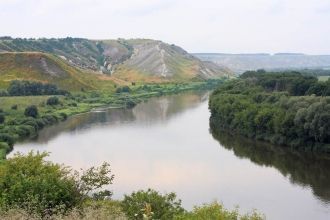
[11,91,330,220]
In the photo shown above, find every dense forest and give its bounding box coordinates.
[209,71,330,152]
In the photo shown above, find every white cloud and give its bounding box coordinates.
[0,0,329,54]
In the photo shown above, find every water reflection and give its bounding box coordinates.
[210,127,330,204]
[26,91,208,144]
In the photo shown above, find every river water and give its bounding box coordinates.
[11,91,330,220]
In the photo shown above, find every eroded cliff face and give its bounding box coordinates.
[116,40,232,80]
[0,37,233,82]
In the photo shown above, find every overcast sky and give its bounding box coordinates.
[1,0,330,54]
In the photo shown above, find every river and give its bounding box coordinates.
[10,91,330,220]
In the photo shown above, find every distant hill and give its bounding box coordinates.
[194,53,330,74]
[0,52,117,91]
[0,37,233,86]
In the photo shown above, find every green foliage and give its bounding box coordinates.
[0,134,15,147]
[0,152,114,217]
[121,189,184,220]
[125,99,136,109]
[24,105,38,118]
[46,96,60,106]
[116,86,132,93]
[0,142,11,160]
[175,201,264,220]
[0,152,78,216]
[240,71,329,96]
[0,90,8,97]
[210,71,330,151]
[0,114,4,124]
[7,80,68,96]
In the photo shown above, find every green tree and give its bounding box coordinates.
[24,105,38,118]
[0,152,114,216]
[46,96,60,106]
[0,114,4,124]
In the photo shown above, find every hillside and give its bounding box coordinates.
[0,37,233,84]
[0,52,116,91]
[195,53,330,74]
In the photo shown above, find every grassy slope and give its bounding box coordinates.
[0,52,117,92]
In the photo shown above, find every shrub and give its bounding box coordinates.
[59,112,68,120]
[0,142,11,154]
[0,114,4,124]
[0,133,15,147]
[0,142,11,160]
[35,118,46,129]
[14,125,36,138]
[69,102,78,107]
[116,86,131,93]
[125,100,136,109]
[22,119,39,130]
[46,96,60,106]
[0,90,8,97]
[0,152,114,217]
[24,105,38,118]
[42,114,58,124]
[175,201,264,220]
[121,189,184,220]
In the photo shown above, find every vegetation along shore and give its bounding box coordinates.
[209,70,330,152]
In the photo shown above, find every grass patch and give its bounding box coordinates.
[318,75,330,81]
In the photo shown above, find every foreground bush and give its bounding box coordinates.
[175,202,264,220]
[121,189,184,219]
[0,152,114,217]
[0,153,265,219]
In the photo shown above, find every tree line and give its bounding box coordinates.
[209,71,330,152]
[1,80,69,96]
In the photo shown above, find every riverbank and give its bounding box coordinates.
[209,71,330,152]
[0,79,224,160]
